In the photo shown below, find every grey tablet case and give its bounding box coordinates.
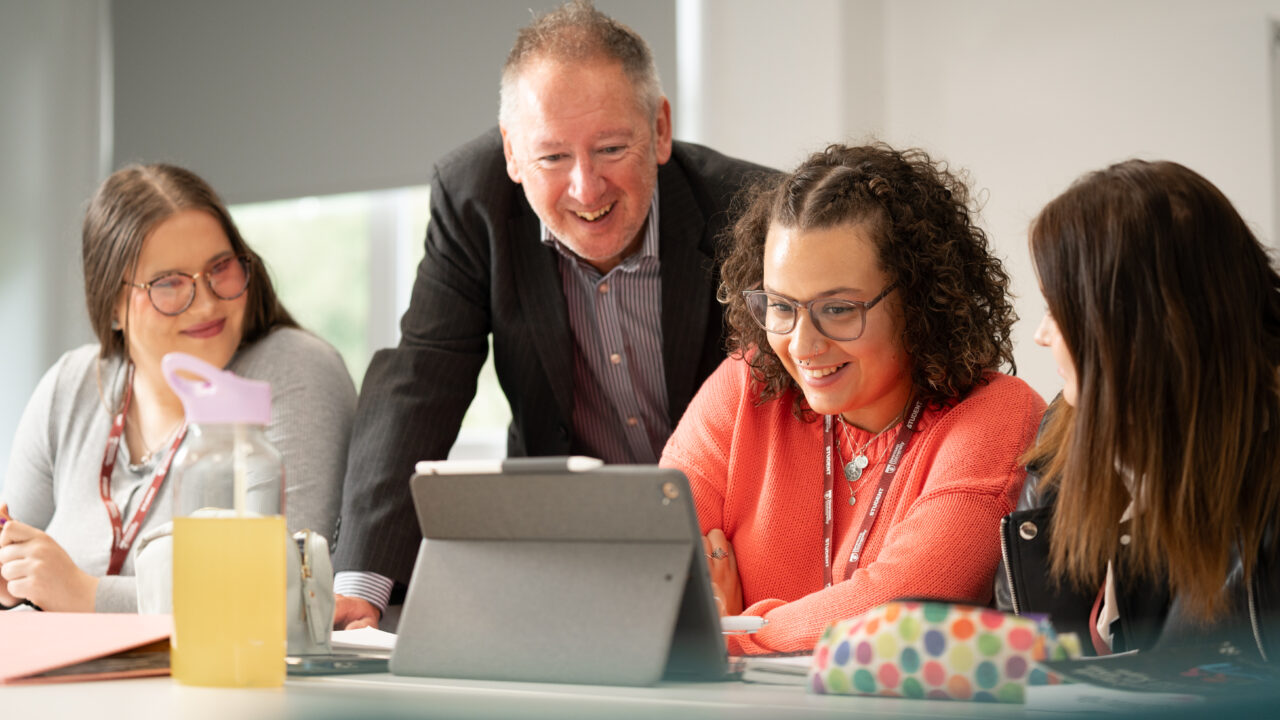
[389,465,730,686]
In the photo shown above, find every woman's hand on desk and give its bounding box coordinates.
[0,519,98,612]
[333,594,381,630]
[0,504,13,606]
[702,529,743,616]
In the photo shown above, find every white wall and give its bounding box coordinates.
[684,0,1280,402]
[0,0,106,485]
[678,0,884,170]
[883,0,1280,400]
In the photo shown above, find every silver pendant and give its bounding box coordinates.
[844,461,861,482]
[844,454,869,482]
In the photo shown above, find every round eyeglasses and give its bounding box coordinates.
[741,284,896,342]
[123,254,252,316]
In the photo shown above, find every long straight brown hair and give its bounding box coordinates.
[1025,159,1280,619]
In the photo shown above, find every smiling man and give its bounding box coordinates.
[501,55,669,274]
[331,1,771,629]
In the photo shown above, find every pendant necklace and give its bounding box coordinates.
[838,401,911,504]
[125,375,180,471]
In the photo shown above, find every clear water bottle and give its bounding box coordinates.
[162,352,286,687]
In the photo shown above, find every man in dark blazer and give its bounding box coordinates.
[332,1,771,629]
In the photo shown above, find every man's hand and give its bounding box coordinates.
[702,528,743,617]
[0,519,98,612]
[333,594,381,630]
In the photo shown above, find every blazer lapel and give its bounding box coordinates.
[656,163,713,424]
[508,210,575,424]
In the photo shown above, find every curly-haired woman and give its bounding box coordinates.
[660,143,1046,654]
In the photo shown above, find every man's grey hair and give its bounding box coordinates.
[498,0,664,128]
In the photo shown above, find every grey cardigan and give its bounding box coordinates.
[2,327,356,612]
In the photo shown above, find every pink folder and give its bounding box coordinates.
[0,612,171,684]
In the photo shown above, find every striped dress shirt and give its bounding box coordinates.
[543,187,669,464]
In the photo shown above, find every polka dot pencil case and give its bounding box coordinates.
[808,600,1081,703]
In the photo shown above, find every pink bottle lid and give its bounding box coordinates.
[161,352,271,426]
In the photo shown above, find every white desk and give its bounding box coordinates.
[2,672,1096,720]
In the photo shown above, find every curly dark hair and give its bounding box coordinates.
[718,142,1017,415]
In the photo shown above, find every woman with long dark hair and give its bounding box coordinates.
[998,159,1280,659]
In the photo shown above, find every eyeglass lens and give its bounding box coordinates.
[745,292,868,341]
[148,256,250,315]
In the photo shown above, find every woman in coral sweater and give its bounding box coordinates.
[660,143,1046,654]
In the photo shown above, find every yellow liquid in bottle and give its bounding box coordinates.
[171,515,286,687]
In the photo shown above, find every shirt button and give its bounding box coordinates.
[610,353,622,365]
[627,417,639,427]
[598,282,610,294]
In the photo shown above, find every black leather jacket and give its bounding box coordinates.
[995,458,1278,661]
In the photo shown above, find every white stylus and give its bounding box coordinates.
[721,615,768,634]
[415,456,604,475]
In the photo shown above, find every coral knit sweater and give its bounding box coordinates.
[660,357,1046,655]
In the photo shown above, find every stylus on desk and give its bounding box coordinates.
[415,456,604,475]
[721,616,768,634]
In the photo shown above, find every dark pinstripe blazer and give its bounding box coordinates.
[332,128,771,583]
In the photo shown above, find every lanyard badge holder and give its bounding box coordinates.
[820,399,926,587]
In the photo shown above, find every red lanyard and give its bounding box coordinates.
[820,399,925,587]
[1088,584,1112,655]
[99,363,187,576]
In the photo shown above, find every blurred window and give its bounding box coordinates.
[231,188,510,458]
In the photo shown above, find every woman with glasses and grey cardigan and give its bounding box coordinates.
[0,164,355,613]
[660,143,1045,655]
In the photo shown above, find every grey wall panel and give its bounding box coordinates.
[112,0,677,204]
[0,0,105,482]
